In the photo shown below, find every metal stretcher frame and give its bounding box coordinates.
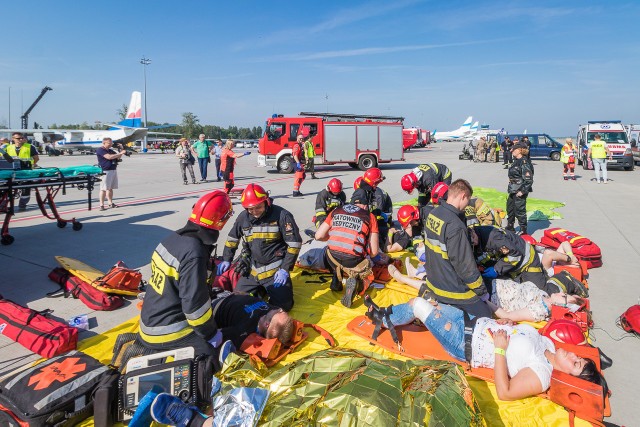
[0,170,101,245]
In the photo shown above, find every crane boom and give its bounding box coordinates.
[21,86,52,129]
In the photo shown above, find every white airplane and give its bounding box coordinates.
[1,92,151,154]
[431,116,473,141]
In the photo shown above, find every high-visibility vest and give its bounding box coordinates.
[7,143,34,166]
[327,206,375,257]
[560,144,576,164]
[590,140,607,158]
[305,139,315,159]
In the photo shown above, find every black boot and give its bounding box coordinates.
[598,348,613,369]
[363,295,383,321]
[505,223,515,232]
[330,275,343,292]
[518,226,528,235]
[341,277,358,308]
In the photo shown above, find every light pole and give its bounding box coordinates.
[8,87,11,129]
[140,56,151,151]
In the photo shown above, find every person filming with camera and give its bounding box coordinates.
[96,137,127,211]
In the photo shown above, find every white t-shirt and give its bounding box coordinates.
[471,318,555,390]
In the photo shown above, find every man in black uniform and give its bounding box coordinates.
[506,141,534,235]
[422,179,493,318]
[400,163,452,207]
[314,178,346,228]
[139,191,234,356]
[470,225,547,291]
[219,184,302,311]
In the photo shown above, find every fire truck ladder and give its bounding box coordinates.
[299,112,404,123]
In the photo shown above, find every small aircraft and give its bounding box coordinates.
[0,92,169,154]
[431,116,474,142]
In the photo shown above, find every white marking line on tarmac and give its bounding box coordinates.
[11,174,295,223]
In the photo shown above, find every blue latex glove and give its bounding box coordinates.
[217,261,231,275]
[379,212,388,222]
[244,151,251,156]
[416,265,426,276]
[418,252,426,263]
[371,253,383,263]
[481,266,498,279]
[273,269,289,287]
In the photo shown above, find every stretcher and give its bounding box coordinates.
[348,315,611,426]
[0,165,102,245]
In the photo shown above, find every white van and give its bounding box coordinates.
[577,121,634,171]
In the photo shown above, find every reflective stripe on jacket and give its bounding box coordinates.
[326,205,377,258]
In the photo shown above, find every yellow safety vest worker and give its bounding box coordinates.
[305,138,315,159]
[6,143,34,166]
[590,140,607,158]
[560,144,576,164]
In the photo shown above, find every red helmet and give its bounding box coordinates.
[189,191,233,230]
[397,205,419,228]
[401,172,418,194]
[241,184,270,209]
[619,304,640,334]
[430,182,449,204]
[299,126,310,138]
[353,176,363,190]
[541,319,587,346]
[363,167,385,187]
[327,178,343,194]
[520,234,538,246]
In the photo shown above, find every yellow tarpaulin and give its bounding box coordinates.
[76,255,589,426]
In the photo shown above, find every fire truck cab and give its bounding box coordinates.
[258,112,404,173]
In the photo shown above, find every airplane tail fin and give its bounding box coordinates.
[459,116,473,131]
[470,121,479,131]
[117,91,143,128]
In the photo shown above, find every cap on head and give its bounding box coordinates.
[241,184,269,209]
[189,191,233,230]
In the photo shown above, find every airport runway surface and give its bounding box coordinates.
[1,143,638,425]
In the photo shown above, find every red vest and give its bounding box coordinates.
[327,205,376,257]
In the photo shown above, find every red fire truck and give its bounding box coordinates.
[257,112,405,173]
[402,127,424,150]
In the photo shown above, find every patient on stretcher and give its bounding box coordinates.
[364,296,604,401]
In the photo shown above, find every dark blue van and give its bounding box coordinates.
[491,133,562,160]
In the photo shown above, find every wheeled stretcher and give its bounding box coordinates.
[0,166,102,245]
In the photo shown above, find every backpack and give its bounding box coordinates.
[94,261,144,296]
[0,351,119,427]
[47,267,124,311]
[540,228,602,268]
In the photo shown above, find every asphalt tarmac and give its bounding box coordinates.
[1,143,637,426]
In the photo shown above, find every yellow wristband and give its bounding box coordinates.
[494,348,506,356]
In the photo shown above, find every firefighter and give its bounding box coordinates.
[400,163,452,207]
[506,141,534,235]
[292,133,306,197]
[355,168,392,248]
[220,140,251,194]
[218,184,302,311]
[387,205,419,252]
[465,196,500,228]
[315,188,380,308]
[422,179,493,318]
[139,191,234,356]
[471,225,548,292]
[314,178,346,228]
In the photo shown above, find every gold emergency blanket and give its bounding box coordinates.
[74,255,589,426]
[217,348,484,426]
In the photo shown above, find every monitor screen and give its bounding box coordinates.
[137,370,172,398]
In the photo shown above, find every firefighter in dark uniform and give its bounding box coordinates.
[422,179,493,318]
[292,133,306,197]
[465,196,499,228]
[387,205,420,252]
[139,191,234,356]
[315,188,380,308]
[506,141,534,235]
[471,225,548,292]
[219,184,302,311]
[314,178,346,228]
[400,163,452,207]
[415,182,449,250]
[354,168,391,248]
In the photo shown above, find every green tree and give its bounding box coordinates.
[116,104,128,121]
[181,112,202,139]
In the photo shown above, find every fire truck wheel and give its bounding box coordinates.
[278,155,295,174]
[358,155,377,171]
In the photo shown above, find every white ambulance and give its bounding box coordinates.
[577,121,634,171]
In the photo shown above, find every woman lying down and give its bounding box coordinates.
[363,295,604,400]
[389,261,585,323]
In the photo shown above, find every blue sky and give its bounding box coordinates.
[2,0,639,135]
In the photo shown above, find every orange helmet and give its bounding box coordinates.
[397,205,419,228]
[430,182,449,204]
[353,176,363,190]
[241,184,270,209]
[327,178,343,194]
[363,167,385,187]
[400,172,418,193]
[189,191,233,230]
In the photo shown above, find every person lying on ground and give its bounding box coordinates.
[364,296,604,401]
[535,241,580,276]
[387,264,584,323]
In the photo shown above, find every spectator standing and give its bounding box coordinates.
[175,138,197,185]
[213,140,223,181]
[220,140,251,194]
[6,132,39,210]
[587,133,611,184]
[191,134,213,182]
[96,137,126,211]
